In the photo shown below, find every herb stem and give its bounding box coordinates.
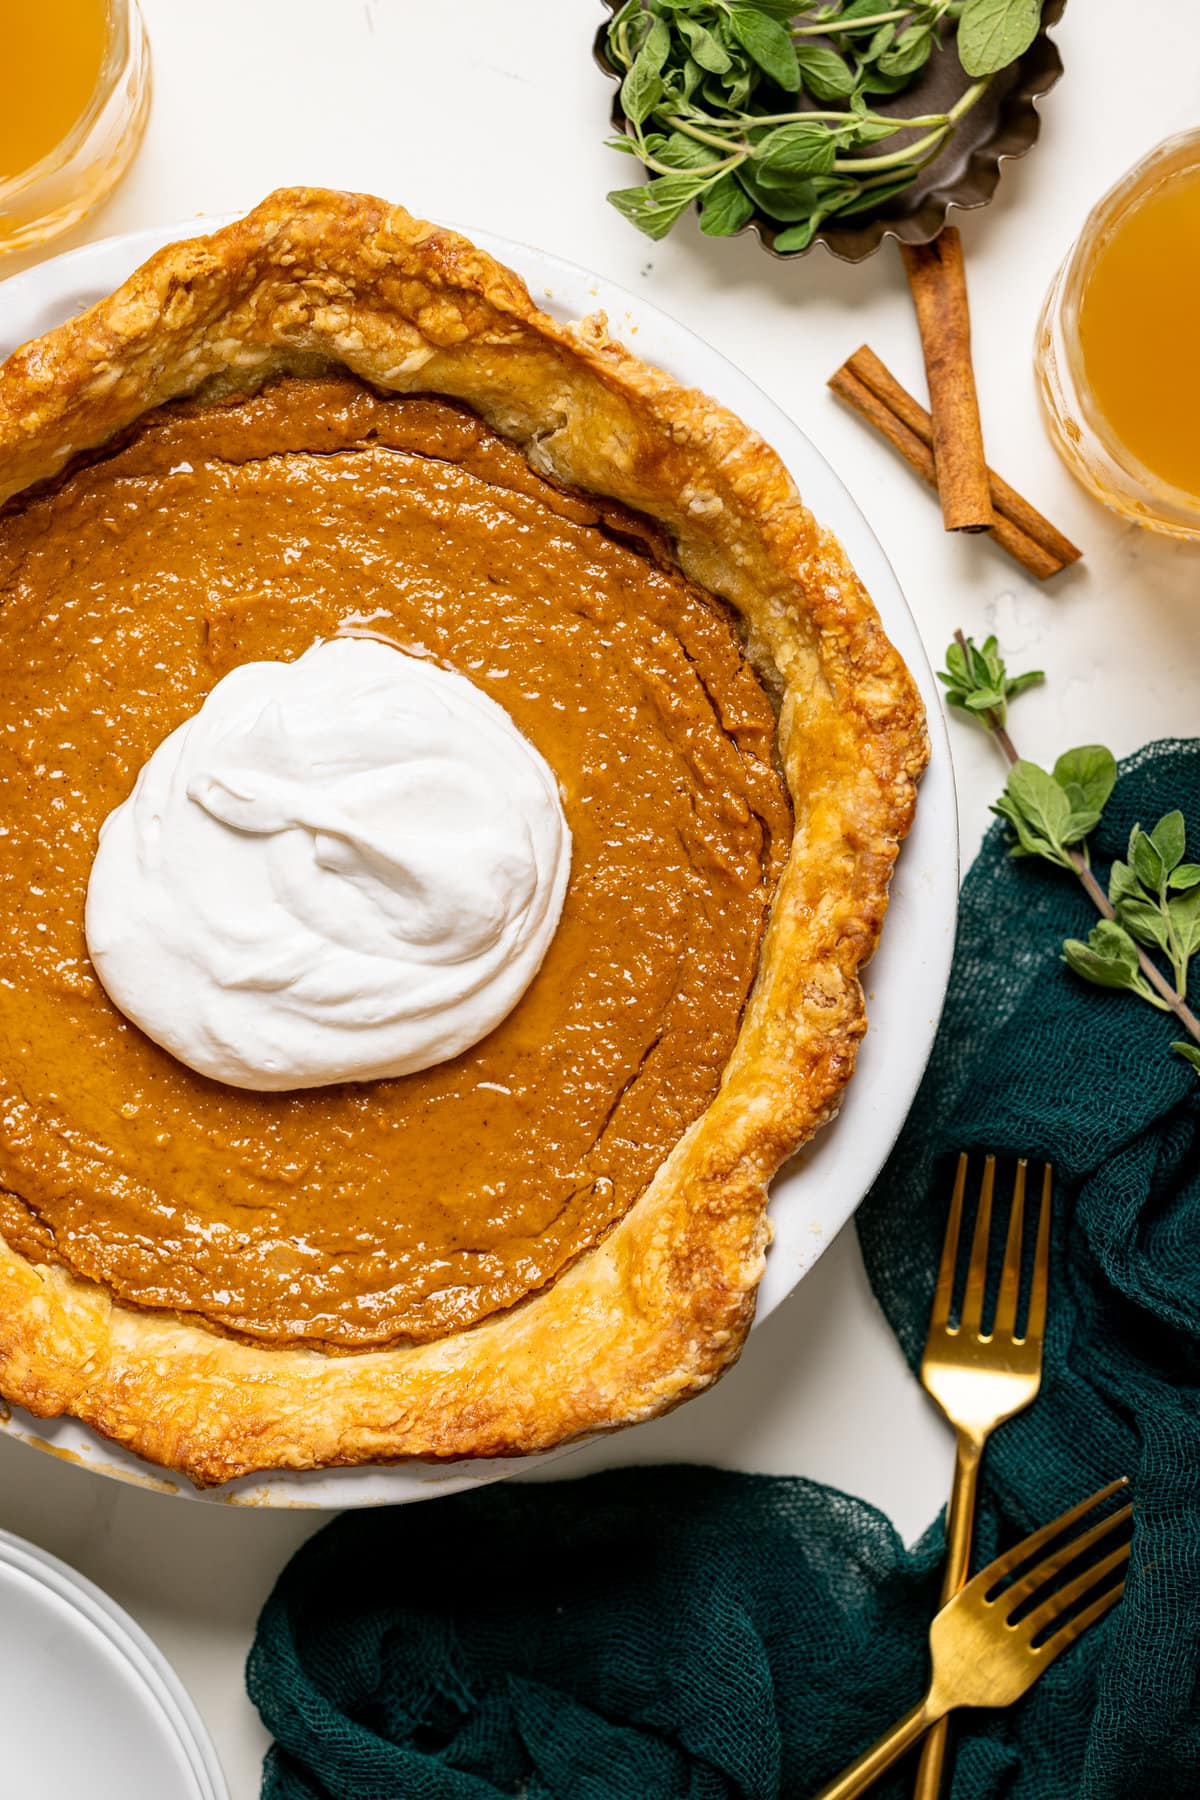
[789,0,957,29]
[953,629,1200,1046]
[1068,858,1199,1026]
[833,126,949,173]
[946,77,990,124]
[791,9,913,33]
[664,114,754,154]
[833,78,988,174]
[731,109,952,129]
[641,147,742,177]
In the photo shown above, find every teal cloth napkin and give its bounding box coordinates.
[247,738,1200,1799]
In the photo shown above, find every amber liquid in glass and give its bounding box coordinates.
[0,0,110,183]
[1078,165,1200,501]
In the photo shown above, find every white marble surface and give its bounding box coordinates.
[1,2,1198,1795]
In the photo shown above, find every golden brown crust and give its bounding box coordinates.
[0,188,927,1485]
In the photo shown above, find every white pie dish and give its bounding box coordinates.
[0,216,957,1505]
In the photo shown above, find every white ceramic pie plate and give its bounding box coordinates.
[0,216,958,1506]
[0,1527,227,1797]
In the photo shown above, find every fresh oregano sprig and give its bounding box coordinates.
[1060,812,1200,1076]
[1100,816,1200,1005]
[937,631,1042,750]
[604,0,1046,249]
[938,630,1200,1076]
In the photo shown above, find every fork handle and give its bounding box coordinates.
[940,1430,984,1600]
[912,1430,984,1800]
[811,1696,943,1800]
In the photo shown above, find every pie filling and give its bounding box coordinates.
[0,375,792,1349]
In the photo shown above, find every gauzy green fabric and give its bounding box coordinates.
[248,739,1200,1800]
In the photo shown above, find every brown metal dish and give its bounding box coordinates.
[594,0,1066,263]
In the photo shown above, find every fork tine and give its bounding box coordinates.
[929,1152,969,1331]
[1000,1503,1134,1613]
[992,1159,1027,1338]
[1019,1541,1130,1642]
[960,1154,996,1334]
[1034,1578,1127,1659]
[1023,1164,1053,1346]
[973,1478,1130,1599]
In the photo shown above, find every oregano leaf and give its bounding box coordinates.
[1062,924,1143,993]
[1115,895,1173,960]
[1170,863,1200,891]
[1150,809,1186,874]
[756,120,838,178]
[772,214,827,253]
[1169,887,1200,962]
[939,634,1042,732]
[1060,808,1103,846]
[958,0,1043,78]
[621,51,665,126]
[737,165,846,223]
[992,792,1060,864]
[1003,760,1072,854]
[793,43,858,99]
[979,635,1004,678]
[644,14,673,69]
[1108,859,1143,908]
[833,169,920,213]
[848,116,905,146]
[699,171,756,235]
[878,24,933,78]
[1173,1041,1200,1073]
[1053,745,1117,819]
[728,8,800,89]
[608,0,647,38]
[943,641,969,685]
[677,53,706,100]
[859,63,917,95]
[655,130,725,170]
[726,0,800,17]
[1130,824,1166,892]
[677,16,732,74]
[607,172,705,239]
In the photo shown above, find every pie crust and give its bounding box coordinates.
[0,189,927,1485]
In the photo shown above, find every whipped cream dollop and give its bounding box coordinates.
[85,638,571,1091]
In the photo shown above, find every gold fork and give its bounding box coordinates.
[813,1477,1132,1800]
[913,1153,1052,1800]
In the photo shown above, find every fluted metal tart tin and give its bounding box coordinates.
[595,0,1066,262]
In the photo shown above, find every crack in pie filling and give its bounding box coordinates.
[0,191,927,1483]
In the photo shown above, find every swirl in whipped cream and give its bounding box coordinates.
[85,638,571,1090]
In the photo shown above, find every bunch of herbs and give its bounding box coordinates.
[605,0,1045,248]
[939,632,1200,1077]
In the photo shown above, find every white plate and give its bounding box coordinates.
[0,217,957,1506]
[0,1527,227,1798]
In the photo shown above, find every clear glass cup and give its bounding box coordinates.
[0,0,152,258]
[1034,127,1200,542]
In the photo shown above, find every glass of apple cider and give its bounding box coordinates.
[0,0,151,256]
[1036,128,1200,541]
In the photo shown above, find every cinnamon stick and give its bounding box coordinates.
[844,345,1082,573]
[828,355,1080,580]
[900,228,994,533]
